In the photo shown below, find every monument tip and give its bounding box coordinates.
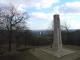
[54,14,59,16]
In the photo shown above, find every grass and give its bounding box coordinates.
[0,44,80,60]
[0,43,41,60]
[0,49,40,60]
[75,57,80,60]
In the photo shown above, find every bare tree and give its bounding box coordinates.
[61,22,70,32]
[61,22,70,44]
[0,6,29,51]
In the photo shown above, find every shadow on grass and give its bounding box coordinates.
[0,49,40,60]
[75,57,80,60]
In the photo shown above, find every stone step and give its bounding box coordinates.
[30,48,58,60]
[30,48,80,60]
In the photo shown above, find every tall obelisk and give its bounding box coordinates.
[35,14,75,58]
[53,14,62,50]
[50,14,75,57]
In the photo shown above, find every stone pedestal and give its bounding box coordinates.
[41,47,75,57]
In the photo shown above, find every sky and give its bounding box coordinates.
[0,0,80,30]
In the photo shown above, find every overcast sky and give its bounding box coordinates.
[0,0,80,30]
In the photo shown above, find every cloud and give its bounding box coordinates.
[28,11,56,30]
[0,0,59,12]
[31,0,59,9]
[31,12,53,20]
[65,2,80,8]
[16,4,27,12]
[60,2,80,13]
[60,14,80,29]
[31,12,48,19]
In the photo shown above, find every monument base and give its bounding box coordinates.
[41,48,75,57]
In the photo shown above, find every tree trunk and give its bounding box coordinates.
[8,30,12,51]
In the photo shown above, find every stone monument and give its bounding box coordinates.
[53,14,62,50]
[41,14,75,57]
